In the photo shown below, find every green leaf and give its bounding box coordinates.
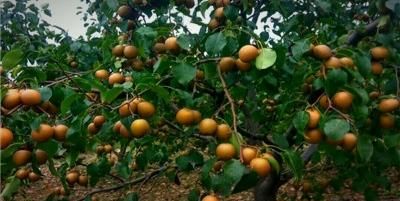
[323,119,350,140]
[61,94,80,115]
[357,136,373,162]
[223,159,245,185]
[232,171,259,193]
[384,134,400,148]
[106,0,118,9]
[37,140,59,158]
[176,149,204,171]
[229,132,244,155]
[0,177,21,199]
[325,69,348,95]
[2,49,24,69]
[187,189,200,201]
[292,39,311,60]
[354,53,371,77]
[205,32,227,56]
[255,48,277,69]
[223,5,239,21]
[282,150,304,181]
[177,35,192,51]
[124,192,139,201]
[101,87,124,104]
[39,87,52,101]
[293,111,309,134]
[172,63,196,85]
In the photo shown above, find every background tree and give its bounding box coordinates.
[1,0,399,200]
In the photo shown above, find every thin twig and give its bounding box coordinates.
[217,67,238,133]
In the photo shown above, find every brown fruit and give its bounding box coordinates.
[119,124,130,138]
[20,89,41,106]
[326,138,343,146]
[208,18,219,30]
[371,62,383,75]
[196,70,204,80]
[216,143,236,161]
[28,172,41,182]
[66,172,79,185]
[176,108,195,125]
[130,119,150,138]
[242,147,257,165]
[370,46,389,60]
[137,101,155,118]
[312,45,332,60]
[31,124,54,142]
[108,73,125,85]
[238,45,259,62]
[78,175,88,186]
[185,0,195,8]
[380,113,395,129]
[332,91,353,110]
[306,108,321,128]
[93,115,106,127]
[305,129,323,144]
[104,144,113,153]
[119,100,137,117]
[302,180,312,193]
[153,43,166,54]
[218,57,235,72]
[87,123,98,134]
[192,110,202,123]
[165,37,180,52]
[35,149,48,165]
[15,169,29,179]
[319,95,329,109]
[215,124,232,141]
[339,57,354,67]
[369,91,380,100]
[378,98,399,112]
[96,145,104,154]
[324,56,342,68]
[125,76,132,82]
[0,127,14,149]
[214,7,224,18]
[41,101,58,114]
[117,5,132,18]
[113,121,122,133]
[199,118,217,135]
[13,150,32,166]
[132,59,144,71]
[235,59,251,71]
[112,45,125,57]
[95,69,109,80]
[202,195,219,201]
[250,157,271,177]
[342,133,357,151]
[2,89,21,109]
[123,45,138,58]
[53,124,68,141]
[70,61,78,68]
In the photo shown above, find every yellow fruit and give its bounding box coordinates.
[113,121,122,133]
[95,69,109,80]
[0,127,14,149]
[87,123,98,134]
[93,115,106,127]
[339,57,354,67]
[319,95,329,109]
[332,91,353,110]
[306,108,321,128]
[215,143,236,161]
[312,45,332,60]
[119,100,137,117]
[117,5,131,18]
[132,59,144,71]
[78,175,88,186]
[218,57,235,72]
[2,89,21,109]
[202,195,219,201]
[235,59,251,71]
[208,18,219,30]
[31,124,54,142]
[28,172,41,182]
[53,124,68,141]
[378,98,399,113]
[370,46,389,60]
[70,61,78,68]
[192,110,202,123]
[130,119,150,137]
[214,7,224,18]
[112,44,125,57]
[242,147,257,165]
[199,118,217,135]
[119,124,130,138]
[108,73,125,85]
[165,37,180,52]
[123,45,138,58]
[137,101,155,118]
[369,91,380,100]
[15,169,29,180]
[20,89,41,106]
[324,56,342,68]
[371,62,383,75]
[238,45,259,62]
[176,108,195,125]
[66,172,79,185]
[380,113,395,129]
[153,43,166,54]
[13,150,32,166]
[304,129,323,144]
[215,124,232,141]
[35,149,48,165]
[104,144,113,153]
[342,133,357,151]
[250,157,271,177]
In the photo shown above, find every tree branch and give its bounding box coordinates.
[347,19,379,45]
